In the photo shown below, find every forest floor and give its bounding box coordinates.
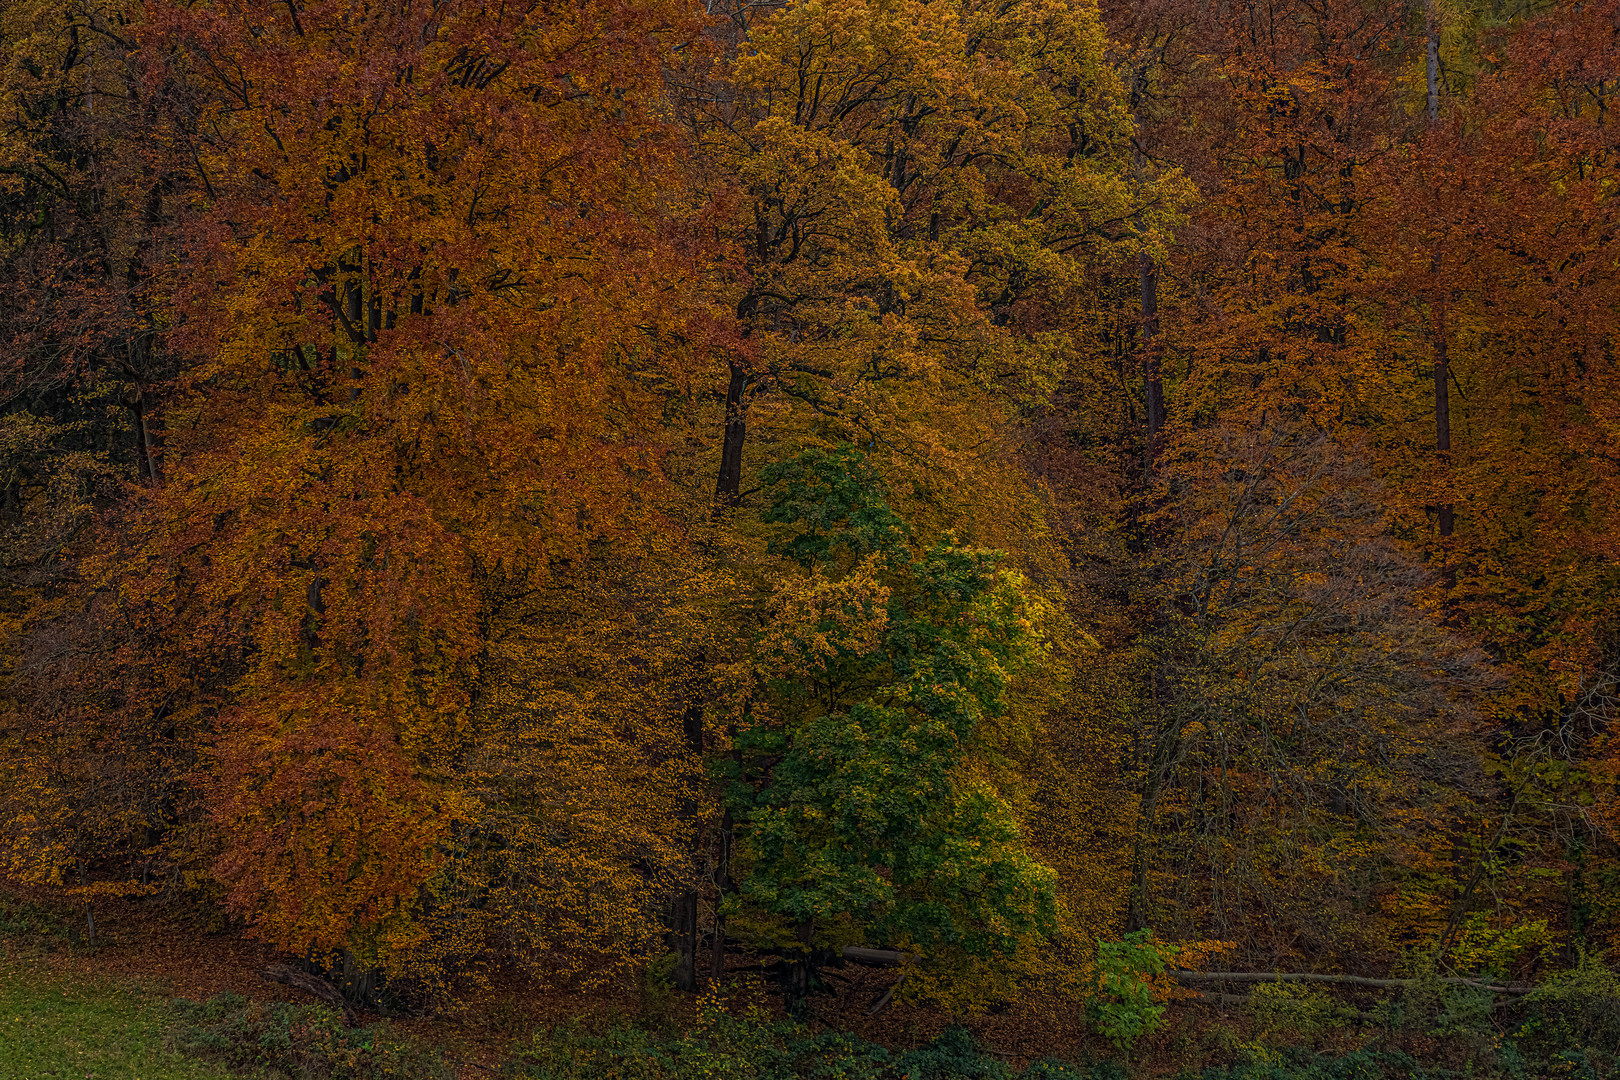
[0,881,1088,1075]
[0,884,1495,1080]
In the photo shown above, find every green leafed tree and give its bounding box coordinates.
[723,445,1059,1000]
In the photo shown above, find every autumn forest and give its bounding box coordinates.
[1,0,1618,1071]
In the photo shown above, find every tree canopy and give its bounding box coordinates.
[0,0,1617,1024]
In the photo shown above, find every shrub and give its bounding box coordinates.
[174,992,451,1079]
[0,892,74,948]
[506,1009,1123,1080]
[1245,983,1358,1041]
[891,1026,1011,1080]
[1180,1047,1389,1079]
[1086,930,1178,1055]
[1517,953,1620,1061]
[506,999,887,1080]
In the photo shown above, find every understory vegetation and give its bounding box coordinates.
[7,966,1620,1080]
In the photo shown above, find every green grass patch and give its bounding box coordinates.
[0,969,240,1079]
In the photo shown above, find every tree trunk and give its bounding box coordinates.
[1130,65,1164,476]
[670,697,705,991]
[76,859,96,942]
[1426,0,1452,540]
[261,964,356,1026]
[710,807,731,982]
[1139,249,1164,471]
[1127,673,1181,931]
[130,394,163,488]
[671,890,699,991]
[1425,0,1441,126]
[715,361,749,506]
[786,918,815,1005]
[1433,326,1453,538]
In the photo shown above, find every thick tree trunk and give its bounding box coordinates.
[715,360,749,506]
[1434,328,1453,537]
[671,890,699,991]
[786,918,816,1005]
[670,698,705,991]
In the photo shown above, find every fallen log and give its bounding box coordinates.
[260,963,356,1026]
[866,971,906,1017]
[1168,969,1531,995]
[841,946,910,967]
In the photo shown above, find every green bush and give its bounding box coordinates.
[1020,1060,1124,1080]
[1180,1048,1391,1079]
[891,1025,1011,1080]
[1517,953,1620,1062]
[175,991,452,1079]
[0,892,75,947]
[507,1001,892,1080]
[1245,983,1358,1041]
[507,1007,1126,1080]
[1086,930,1178,1055]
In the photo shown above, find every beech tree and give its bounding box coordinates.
[113,0,719,975]
[692,0,1188,536]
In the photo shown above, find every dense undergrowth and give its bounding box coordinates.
[3,893,1618,1080]
[0,966,1612,1080]
[168,980,1618,1080]
[174,993,454,1080]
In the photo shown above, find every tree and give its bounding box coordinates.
[691,0,1188,535]
[721,445,1060,1001]
[100,0,722,977]
[0,0,203,928]
[1121,423,1492,966]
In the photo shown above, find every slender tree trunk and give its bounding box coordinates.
[1126,64,1170,928]
[142,404,162,487]
[1433,324,1453,537]
[1130,67,1164,476]
[1139,250,1164,469]
[76,859,95,942]
[1425,0,1441,126]
[1127,743,1176,931]
[130,394,163,488]
[1426,0,1453,539]
[671,891,699,991]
